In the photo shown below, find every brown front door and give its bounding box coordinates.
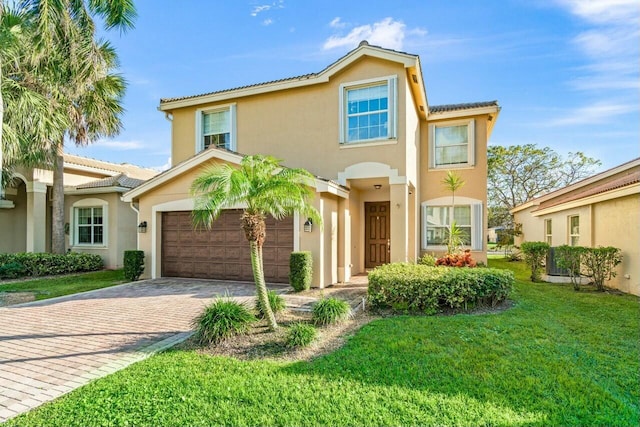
[365,201,390,269]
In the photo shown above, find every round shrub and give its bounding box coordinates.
[192,299,256,345]
[312,297,351,326]
[285,322,317,348]
[255,290,286,318]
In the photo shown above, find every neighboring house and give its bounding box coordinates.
[0,154,158,269]
[511,158,640,296]
[122,41,500,287]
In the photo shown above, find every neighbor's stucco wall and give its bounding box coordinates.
[0,181,27,253]
[592,194,639,295]
[170,57,410,182]
[515,205,592,247]
[64,192,134,269]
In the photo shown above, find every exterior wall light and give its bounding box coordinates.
[137,221,148,233]
[374,184,382,189]
[303,218,313,233]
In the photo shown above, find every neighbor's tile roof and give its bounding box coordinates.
[160,41,418,104]
[63,153,158,180]
[429,100,499,114]
[533,170,640,211]
[75,173,147,190]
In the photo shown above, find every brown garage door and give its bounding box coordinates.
[161,210,293,283]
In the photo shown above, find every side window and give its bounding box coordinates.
[569,215,579,246]
[71,199,108,247]
[196,105,236,152]
[429,119,475,168]
[545,219,552,245]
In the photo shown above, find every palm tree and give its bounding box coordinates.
[14,0,136,253]
[191,155,321,331]
[0,5,66,198]
[441,170,465,253]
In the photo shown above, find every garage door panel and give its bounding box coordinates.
[162,210,292,283]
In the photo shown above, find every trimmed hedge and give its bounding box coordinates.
[289,251,313,292]
[368,263,514,314]
[520,241,550,282]
[0,252,103,279]
[123,250,145,282]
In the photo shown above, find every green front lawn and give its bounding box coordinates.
[0,269,126,302]
[4,260,639,427]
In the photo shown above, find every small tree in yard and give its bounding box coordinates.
[521,241,549,282]
[191,155,320,331]
[441,170,466,254]
[582,247,622,291]
[555,245,586,290]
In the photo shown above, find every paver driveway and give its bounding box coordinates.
[0,278,291,422]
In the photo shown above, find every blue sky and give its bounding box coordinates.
[65,0,640,172]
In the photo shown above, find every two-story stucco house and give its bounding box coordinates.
[123,41,500,287]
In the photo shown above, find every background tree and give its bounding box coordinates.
[488,144,600,228]
[191,155,321,331]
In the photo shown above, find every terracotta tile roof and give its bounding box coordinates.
[429,100,499,114]
[63,153,158,180]
[160,41,418,104]
[75,173,147,190]
[534,170,640,211]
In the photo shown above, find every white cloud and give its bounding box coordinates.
[150,157,171,172]
[96,140,145,150]
[329,17,346,29]
[263,18,273,26]
[250,1,284,17]
[548,102,637,126]
[556,0,639,95]
[323,17,407,51]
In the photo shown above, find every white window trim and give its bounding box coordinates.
[195,103,237,153]
[568,215,579,246]
[544,219,552,245]
[429,118,475,169]
[70,198,108,248]
[339,75,398,145]
[421,196,483,251]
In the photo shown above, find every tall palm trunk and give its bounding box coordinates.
[250,241,277,330]
[51,140,65,254]
[242,212,278,330]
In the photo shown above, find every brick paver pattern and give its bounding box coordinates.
[0,278,288,423]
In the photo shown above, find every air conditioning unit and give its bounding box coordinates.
[546,247,569,276]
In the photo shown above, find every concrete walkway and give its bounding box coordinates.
[0,278,288,423]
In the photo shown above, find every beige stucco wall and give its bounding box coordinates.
[592,195,639,295]
[515,205,592,247]
[169,57,410,182]
[418,114,490,264]
[64,192,137,269]
[0,181,27,253]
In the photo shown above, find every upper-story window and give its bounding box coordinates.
[340,76,397,144]
[196,104,236,152]
[429,119,475,168]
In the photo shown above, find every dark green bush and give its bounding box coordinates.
[192,299,256,346]
[312,297,351,326]
[289,251,313,292]
[555,245,587,290]
[520,241,550,282]
[582,246,622,291]
[0,262,27,279]
[0,252,103,278]
[123,250,145,281]
[285,322,317,348]
[255,290,286,317]
[368,263,514,314]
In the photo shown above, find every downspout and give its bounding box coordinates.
[129,201,140,248]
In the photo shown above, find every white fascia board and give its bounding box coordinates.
[512,158,640,211]
[531,184,639,217]
[314,179,349,199]
[66,186,129,195]
[122,148,243,202]
[428,106,500,121]
[159,46,419,111]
